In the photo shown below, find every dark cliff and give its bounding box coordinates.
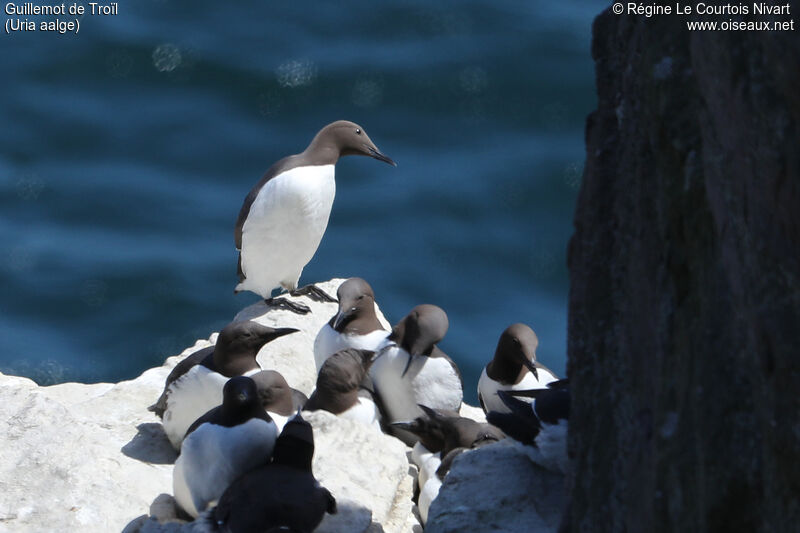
[567,6,800,533]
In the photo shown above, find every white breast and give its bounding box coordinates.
[173,418,278,517]
[477,366,558,415]
[418,475,442,525]
[410,442,442,490]
[313,325,389,372]
[370,346,462,423]
[238,165,336,297]
[269,412,289,434]
[162,366,228,450]
[338,390,382,430]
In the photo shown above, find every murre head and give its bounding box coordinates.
[250,370,297,416]
[272,411,315,471]
[390,407,454,452]
[184,375,272,437]
[214,321,299,377]
[305,120,396,167]
[417,404,504,455]
[222,375,260,409]
[330,278,383,333]
[488,323,540,384]
[390,304,449,357]
[389,304,449,377]
[305,349,374,415]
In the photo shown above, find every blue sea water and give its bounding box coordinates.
[0,1,601,403]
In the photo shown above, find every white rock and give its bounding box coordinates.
[0,370,176,532]
[425,439,566,533]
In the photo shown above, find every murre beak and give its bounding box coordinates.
[521,357,539,379]
[390,421,417,432]
[400,353,414,378]
[332,307,357,331]
[367,146,397,167]
[264,327,300,342]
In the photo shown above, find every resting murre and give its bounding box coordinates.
[249,369,307,433]
[487,380,571,473]
[393,405,502,489]
[393,406,503,525]
[304,348,382,429]
[212,412,337,532]
[369,304,463,445]
[313,277,389,372]
[234,121,396,314]
[149,320,298,450]
[173,376,277,518]
[477,323,559,414]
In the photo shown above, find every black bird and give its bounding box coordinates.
[174,376,277,518]
[212,412,337,533]
[487,380,570,473]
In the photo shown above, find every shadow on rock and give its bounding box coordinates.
[122,423,177,465]
[122,493,197,533]
[317,498,375,532]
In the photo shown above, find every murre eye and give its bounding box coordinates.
[355,128,361,135]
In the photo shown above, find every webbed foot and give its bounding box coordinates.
[290,284,338,303]
[264,297,311,315]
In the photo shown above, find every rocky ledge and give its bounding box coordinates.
[0,279,565,532]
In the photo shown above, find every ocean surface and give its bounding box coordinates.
[0,0,601,403]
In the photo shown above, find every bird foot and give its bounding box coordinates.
[290,284,338,303]
[264,297,311,315]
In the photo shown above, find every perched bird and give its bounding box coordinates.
[304,348,382,429]
[395,406,503,525]
[212,412,337,532]
[369,305,463,443]
[313,277,389,372]
[250,369,308,432]
[394,405,504,458]
[234,121,396,314]
[173,376,277,518]
[477,323,559,414]
[149,321,298,450]
[487,380,570,473]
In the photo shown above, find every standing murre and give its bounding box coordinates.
[234,121,396,314]
[173,376,278,518]
[487,380,570,473]
[313,277,389,372]
[477,323,559,414]
[250,369,307,433]
[212,412,337,532]
[304,348,382,429]
[148,321,298,450]
[369,305,463,445]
